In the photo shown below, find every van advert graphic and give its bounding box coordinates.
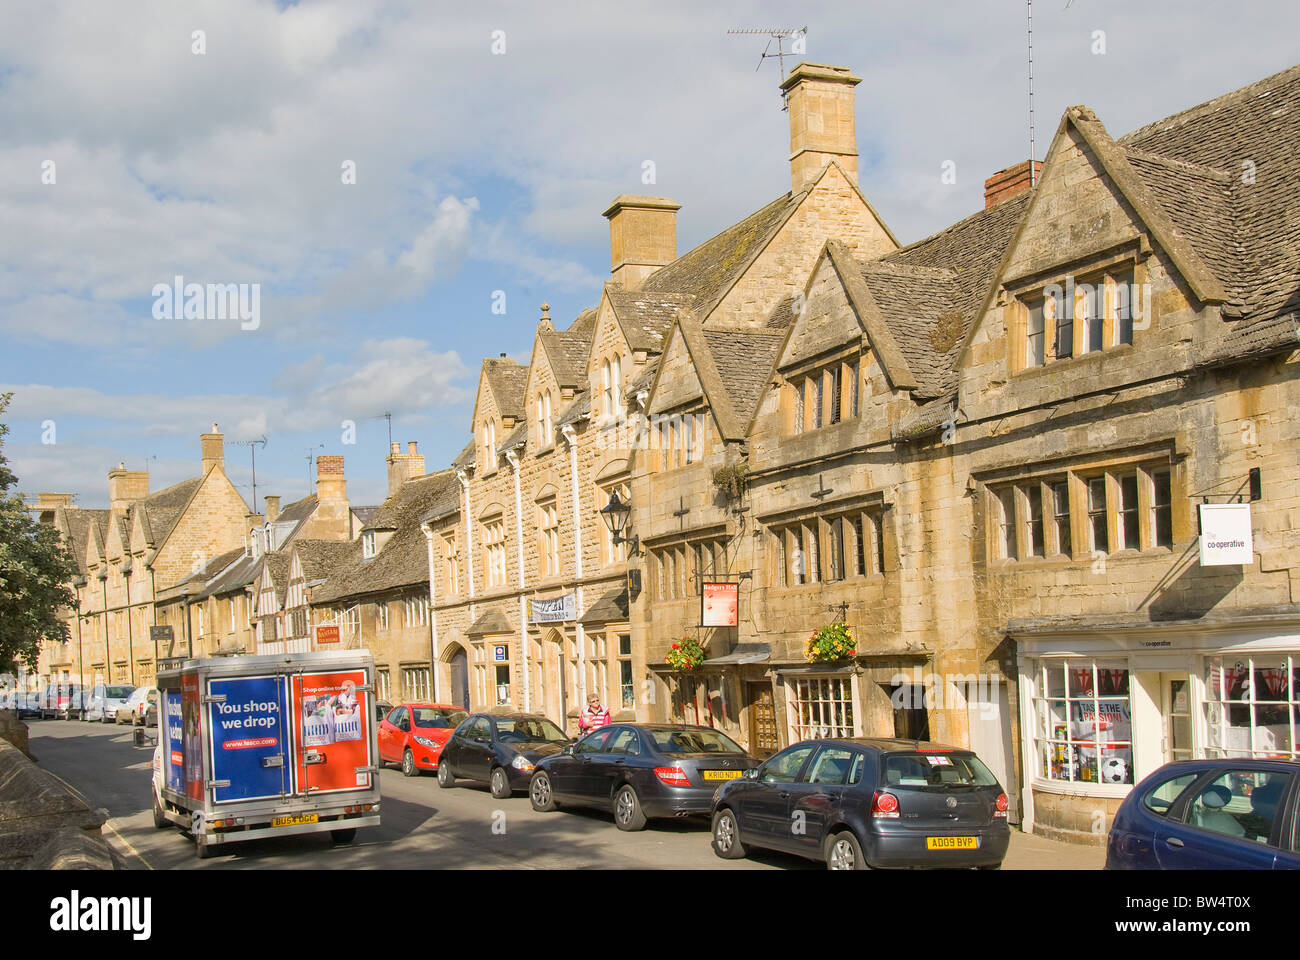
[293,670,370,792]
[181,673,203,801]
[208,675,291,802]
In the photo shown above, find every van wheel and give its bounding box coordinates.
[152,791,169,829]
[331,828,357,844]
[613,786,647,831]
[490,766,512,799]
[711,808,747,859]
[438,762,456,788]
[825,831,868,870]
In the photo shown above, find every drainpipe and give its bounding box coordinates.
[421,521,440,700]
[505,448,531,713]
[457,467,476,707]
[123,563,134,685]
[98,570,109,686]
[562,424,586,721]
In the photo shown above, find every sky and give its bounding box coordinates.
[1,0,1297,511]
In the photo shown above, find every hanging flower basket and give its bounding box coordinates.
[804,623,856,663]
[664,636,706,672]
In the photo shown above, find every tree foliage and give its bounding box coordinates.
[0,392,78,673]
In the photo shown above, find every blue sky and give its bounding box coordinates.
[2,0,1298,509]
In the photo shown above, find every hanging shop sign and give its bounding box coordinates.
[1198,503,1253,566]
[315,625,340,645]
[701,581,739,628]
[529,593,575,624]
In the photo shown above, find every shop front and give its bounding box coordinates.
[1013,613,1300,843]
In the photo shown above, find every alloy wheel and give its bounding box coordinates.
[715,814,735,853]
[829,837,856,870]
[616,790,633,824]
[531,776,550,806]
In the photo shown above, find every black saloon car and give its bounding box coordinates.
[437,712,572,798]
[710,738,1010,869]
[529,724,760,831]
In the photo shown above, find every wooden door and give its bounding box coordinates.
[745,682,779,757]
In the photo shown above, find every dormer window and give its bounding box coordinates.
[602,356,622,420]
[363,531,376,559]
[1017,264,1140,371]
[482,420,497,471]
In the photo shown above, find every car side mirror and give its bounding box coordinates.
[743,768,759,780]
[562,744,576,757]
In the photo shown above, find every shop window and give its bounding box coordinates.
[1204,656,1298,759]
[1033,660,1133,785]
[790,676,855,741]
[495,665,511,705]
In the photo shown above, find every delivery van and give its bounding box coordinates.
[151,650,381,858]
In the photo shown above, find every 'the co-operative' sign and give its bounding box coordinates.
[1198,504,1253,566]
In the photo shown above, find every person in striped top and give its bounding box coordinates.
[578,694,612,736]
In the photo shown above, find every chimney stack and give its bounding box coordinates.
[264,495,281,523]
[316,455,346,502]
[387,441,426,496]
[984,160,1043,208]
[781,63,861,194]
[602,195,681,290]
[108,463,149,513]
[200,423,224,474]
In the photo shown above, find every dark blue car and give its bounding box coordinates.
[1105,758,1300,869]
[711,738,1010,870]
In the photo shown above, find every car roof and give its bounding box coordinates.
[402,703,464,710]
[806,737,970,753]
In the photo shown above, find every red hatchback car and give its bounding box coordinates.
[377,703,468,777]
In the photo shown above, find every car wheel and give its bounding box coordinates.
[437,761,456,788]
[613,785,647,832]
[529,772,557,812]
[711,808,747,859]
[402,749,419,777]
[825,830,868,871]
[331,828,357,844]
[490,766,512,799]
[152,790,169,829]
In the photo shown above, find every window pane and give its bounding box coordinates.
[1186,771,1290,843]
[1027,300,1045,367]
[1052,481,1072,556]
[1120,474,1140,550]
[1052,289,1072,359]
[1088,478,1108,554]
[1153,470,1172,547]
[998,488,1017,560]
[1112,270,1135,345]
[851,515,865,576]
[1027,485,1045,557]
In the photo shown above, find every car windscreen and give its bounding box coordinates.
[105,686,134,699]
[412,707,468,729]
[648,729,747,754]
[496,718,567,742]
[881,752,998,789]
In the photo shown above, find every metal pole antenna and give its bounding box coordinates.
[1028,0,1036,185]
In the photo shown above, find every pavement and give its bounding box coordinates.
[27,718,1105,870]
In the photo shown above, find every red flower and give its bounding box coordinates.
[848,649,856,656]
[672,642,680,650]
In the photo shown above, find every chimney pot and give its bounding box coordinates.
[390,442,400,455]
[602,195,681,290]
[984,160,1042,208]
[264,495,281,523]
[781,63,862,194]
[408,441,418,455]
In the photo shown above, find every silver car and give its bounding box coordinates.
[83,683,136,722]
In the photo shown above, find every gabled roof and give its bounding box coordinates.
[312,470,458,604]
[351,505,381,529]
[605,287,697,353]
[639,190,807,319]
[451,439,476,471]
[195,551,262,601]
[467,605,514,636]
[847,192,1028,399]
[264,552,291,606]
[700,328,787,434]
[480,357,529,421]
[62,509,108,576]
[538,309,597,388]
[1117,60,1300,360]
[127,476,206,552]
[292,540,354,586]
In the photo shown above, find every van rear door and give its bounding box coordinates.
[292,668,373,796]
[206,674,293,803]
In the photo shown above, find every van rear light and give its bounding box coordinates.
[871,791,900,818]
[995,793,1009,818]
[654,766,691,787]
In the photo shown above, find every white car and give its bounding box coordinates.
[116,686,157,725]
[84,683,136,722]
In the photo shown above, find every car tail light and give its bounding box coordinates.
[995,793,1009,818]
[871,791,900,819]
[654,766,691,787]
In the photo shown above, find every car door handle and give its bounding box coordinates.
[1166,837,1185,848]
[779,791,790,799]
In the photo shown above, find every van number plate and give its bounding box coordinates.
[926,836,977,850]
[272,813,318,828]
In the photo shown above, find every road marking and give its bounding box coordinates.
[42,768,155,870]
[104,819,155,870]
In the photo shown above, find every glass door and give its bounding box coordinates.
[1162,673,1193,762]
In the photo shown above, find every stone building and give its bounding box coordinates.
[36,426,254,688]
[630,60,1300,844]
